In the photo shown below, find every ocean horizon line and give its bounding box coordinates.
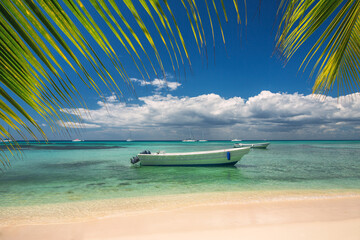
[9,139,360,142]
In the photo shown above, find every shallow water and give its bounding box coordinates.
[0,140,359,207]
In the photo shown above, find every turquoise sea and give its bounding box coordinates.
[0,140,359,207]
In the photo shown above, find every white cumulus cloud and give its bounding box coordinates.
[131,77,181,91]
[58,121,101,129]
[60,91,360,140]
[105,93,118,103]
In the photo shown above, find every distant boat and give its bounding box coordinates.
[234,142,270,149]
[3,128,12,142]
[182,129,197,142]
[126,130,134,142]
[131,147,250,166]
[198,132,207,142]
[231,139,242,142]
[72,139,83,142]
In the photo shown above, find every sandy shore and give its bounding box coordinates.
[1,190,360,240]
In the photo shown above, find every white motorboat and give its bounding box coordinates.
[234,142,270,149]
[231,139,242,142]
[182,139,197,142]
[72,139,83,142]
[131,147,250,166]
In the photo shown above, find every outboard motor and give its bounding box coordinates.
[130,150,151,164]
[140,150,151,154]
[130,156,140,164]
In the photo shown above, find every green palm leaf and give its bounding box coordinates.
[276,0,360,95]
[4,0,357,168]
[1,0,249,167]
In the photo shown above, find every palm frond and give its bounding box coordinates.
[0,0,246,167]
[276,0,360,95]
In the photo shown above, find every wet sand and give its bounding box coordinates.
[1,191,359,240]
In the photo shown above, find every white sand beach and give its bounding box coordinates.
[1,190,359,240]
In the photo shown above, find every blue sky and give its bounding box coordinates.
[20,1,360,140]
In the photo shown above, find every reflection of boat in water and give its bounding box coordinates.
[234,142,270,149]
[72,139,83,142]
[135,161,245,183]
[131,147,250,166]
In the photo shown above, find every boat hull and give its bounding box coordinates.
[138,147,250,166]
[234,142,270,149]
